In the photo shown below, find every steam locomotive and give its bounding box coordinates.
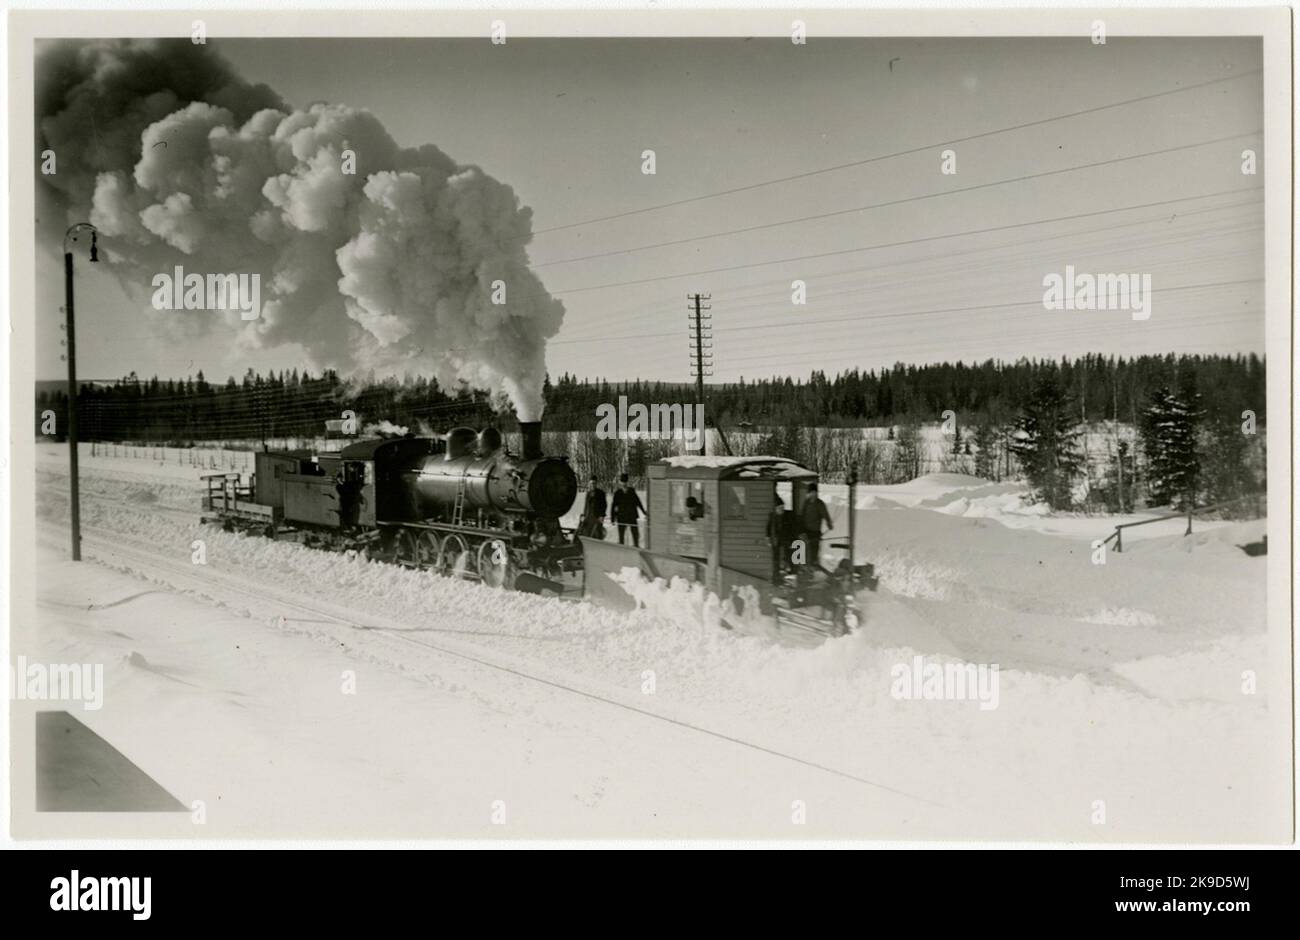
[202,421,581,591]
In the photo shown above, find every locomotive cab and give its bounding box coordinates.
[338,436,441,524]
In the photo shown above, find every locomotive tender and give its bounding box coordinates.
[202,420,580,590]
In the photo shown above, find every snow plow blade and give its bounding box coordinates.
[512,572,565,596]
[580,537,705,612]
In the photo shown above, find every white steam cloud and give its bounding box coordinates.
[37,39,564,420]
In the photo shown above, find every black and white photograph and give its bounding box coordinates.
[4,5,1294,856]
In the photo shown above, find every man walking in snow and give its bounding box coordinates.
[579,475,607,539]
[767,495,793,582]
[799,483,833,570]
[611,473,646,547]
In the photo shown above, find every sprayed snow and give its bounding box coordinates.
[609,568,776,639]
[869,553,963,601]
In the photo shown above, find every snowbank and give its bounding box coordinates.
[27,445,1283,840]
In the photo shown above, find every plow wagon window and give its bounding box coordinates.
[722,483,747,520]
[775,480,793,509]
[670,481,704,519]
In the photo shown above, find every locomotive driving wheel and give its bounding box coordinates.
[477,539,514,589]
[436,533,474,578]
[417,531,440,569]
[397,529,438,569]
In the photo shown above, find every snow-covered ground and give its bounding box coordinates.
[22,443,1285,841]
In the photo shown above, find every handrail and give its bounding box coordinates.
[1104,495,1261,552]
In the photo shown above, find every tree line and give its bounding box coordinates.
[543,353,1264,431]
[1006,369,1264,514]
[36,353,1266,513]
[37,353,1265,441]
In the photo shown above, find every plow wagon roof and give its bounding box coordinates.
[655,455,817,481]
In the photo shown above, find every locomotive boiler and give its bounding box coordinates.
[405,421,578,522]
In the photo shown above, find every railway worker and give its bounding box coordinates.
[767,495,793,583]
[611,473,646,547]
[580,475,608,539]
[799,483,833,570]
[336,468,362,529]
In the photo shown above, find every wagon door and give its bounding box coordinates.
[719,480,774,579]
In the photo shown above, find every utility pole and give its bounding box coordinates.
[687,293,712,455]
[62,223,98,561]
[258,382,268,451]
[1113,373,1126,513]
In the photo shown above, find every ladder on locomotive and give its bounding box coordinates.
[451,471,468,526]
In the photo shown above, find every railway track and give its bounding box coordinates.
[37,483,943,806]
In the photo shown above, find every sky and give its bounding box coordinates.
[36,36,1265,386]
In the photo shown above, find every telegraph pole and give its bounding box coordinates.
[258,382,268,451]
[687,293,712,455]
[62,223,98,561]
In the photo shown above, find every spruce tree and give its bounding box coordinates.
[626,436,649,479]
[1139,385,1204,508]
[973,422,999,480]
[1201,414,1254,509]
[1008,374,1085,509]
[782,425,806,464]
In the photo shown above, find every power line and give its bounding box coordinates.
[549,198,1262,342]
[549,186,1263,296]
[717,271,1261,347]
[532,131,1259,269]
[552,315,1265,387]
[667,305,1264,376]
[717,310,1264,372]
[574,277,1261,364]
[722,297,1258,364]
[713,236,1261,326]
[532,69,1262,236]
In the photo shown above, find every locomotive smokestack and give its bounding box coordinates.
[520,421,543,461]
